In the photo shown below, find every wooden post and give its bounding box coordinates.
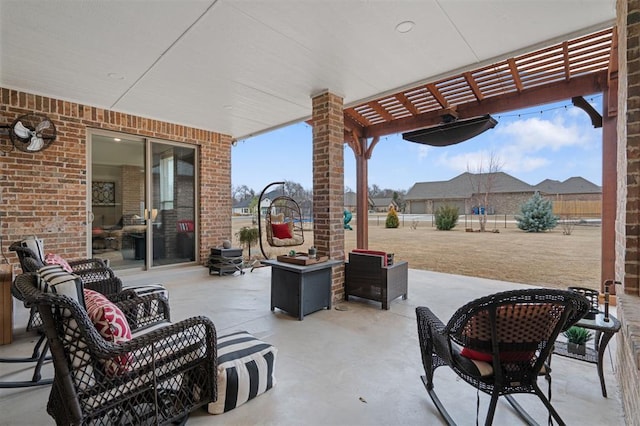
[0,264,14,345]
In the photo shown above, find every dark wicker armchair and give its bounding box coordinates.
[9,240,124,331]
[4,241,137,389]
[416,289,589,426]
[14,272,216,425]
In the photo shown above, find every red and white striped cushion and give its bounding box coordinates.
[83,289,132,375]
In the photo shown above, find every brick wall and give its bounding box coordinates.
[616,1,640,423]
[312,91,345,301]
[0,87,231,265]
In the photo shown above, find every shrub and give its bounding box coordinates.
[515,192,558,232]
[385,206,399,228]
[435,205,459,230]
[562,326,593,345]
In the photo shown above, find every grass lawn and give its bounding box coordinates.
[232,215,601,291]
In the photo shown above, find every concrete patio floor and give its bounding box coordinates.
[0,265,625,425]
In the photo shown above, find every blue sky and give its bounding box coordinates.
[231,96,603,193]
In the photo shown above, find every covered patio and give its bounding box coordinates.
[0,266,625,425]
[1,0,639,423]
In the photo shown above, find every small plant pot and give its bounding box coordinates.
[567,342,586,356]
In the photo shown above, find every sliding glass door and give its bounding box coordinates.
[149,141,197,267]
[89,132,197,270]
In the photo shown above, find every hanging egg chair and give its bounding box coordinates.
[258,181,305,259]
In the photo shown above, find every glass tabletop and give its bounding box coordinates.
[575,312,621,332]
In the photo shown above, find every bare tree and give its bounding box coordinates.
[467,152,503,232]
[232,185,255,203]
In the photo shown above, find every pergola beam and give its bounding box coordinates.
[359,71,607,140]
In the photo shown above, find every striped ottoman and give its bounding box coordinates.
[208,331,277,414]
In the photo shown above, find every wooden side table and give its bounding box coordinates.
[1,264,14,345]
[262,259,341,320]
[553,312,621,397]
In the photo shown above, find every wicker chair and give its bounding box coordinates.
[416,289,589,426]
[14,272,216,425]
[9,240,124,330]
[3,241,130,389]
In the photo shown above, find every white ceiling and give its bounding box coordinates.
[0,1,616,140]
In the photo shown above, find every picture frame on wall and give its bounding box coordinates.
[92,181,115,206]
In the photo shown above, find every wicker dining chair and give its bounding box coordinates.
[14,272,215,425]
[416,288,589,426]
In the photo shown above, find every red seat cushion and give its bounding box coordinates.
[271,223,293,239]
[460,347,534,363]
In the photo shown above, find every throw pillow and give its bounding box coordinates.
[21,235,46,264]
[271,223,292,239]
[37,264,85,308]
[84,289,132,375]
[45,253,73,273]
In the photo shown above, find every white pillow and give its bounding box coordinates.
[37,264,85,308]
[21,235,46,264]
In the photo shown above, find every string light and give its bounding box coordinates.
[495,95,602,120]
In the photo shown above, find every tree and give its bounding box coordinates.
[467,152,503,232]
[248,196,259,224]
[385,205,399,228]
[435,205,459,230]
[369,184,383,197]
[515,192,558,232]
[232,185,255,203]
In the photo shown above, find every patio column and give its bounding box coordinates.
[312,90,345,302]
[346,135,380,249]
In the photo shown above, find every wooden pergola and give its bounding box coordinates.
[340,27,617,291]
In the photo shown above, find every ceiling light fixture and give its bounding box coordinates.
[113,138,121,142]
[107,72,124,80]
[395,20,415,33]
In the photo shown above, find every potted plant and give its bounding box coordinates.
[235,226,259,259]
[562,326,593,356]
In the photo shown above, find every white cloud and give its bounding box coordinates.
[417,145,430,160]
[495,116,596,152]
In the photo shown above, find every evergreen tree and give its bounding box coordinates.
[385,206,399,228]
[435,205,459,230]
[515,192,558,232]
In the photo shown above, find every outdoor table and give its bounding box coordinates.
[553,312,621,397]
[262,259,342,320]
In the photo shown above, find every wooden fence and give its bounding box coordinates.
[552,200,601,218]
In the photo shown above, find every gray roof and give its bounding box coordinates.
[534,177,601,194]
[406,172,533,200]
[344,191,357,206]
[233,198,252,209]
[371,197,397,208]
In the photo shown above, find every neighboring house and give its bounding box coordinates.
[344,191,357,212]
[405,172,601,215]
[232,198,253,215]
[534,177,602,216]
[370,197,399,212]
[534,177,602,199]
[344,191,374,212]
